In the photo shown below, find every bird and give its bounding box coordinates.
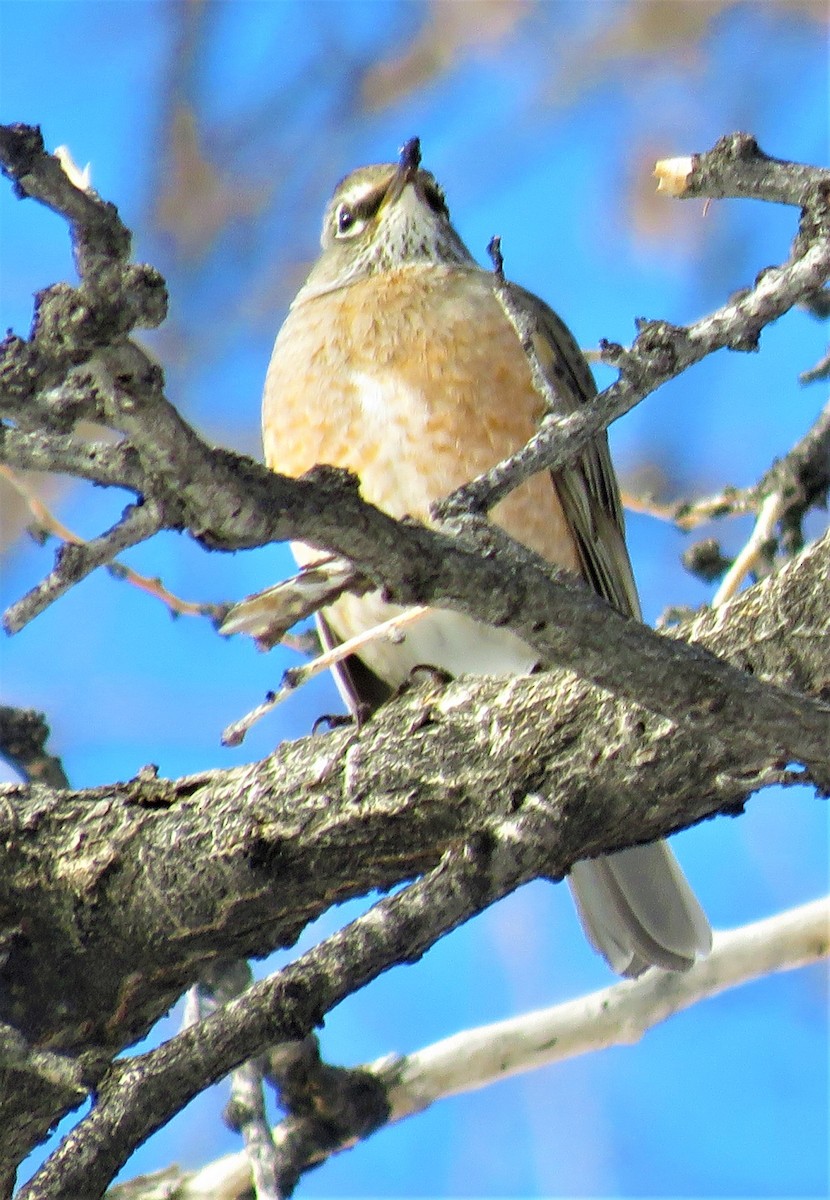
[227,137,712,977]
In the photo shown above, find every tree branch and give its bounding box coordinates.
[118,897,827,1200]
[653,131,830,205]
[382,897,830,1114]
[0,124,166,407]
[0,425,142,490]
[438,135,830,522]
[4,497,165,633]
[625,398,830,604]
[2,531,827,1176]
[192,962,282,1200]
[18,806,553,1200]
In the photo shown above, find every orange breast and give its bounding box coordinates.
[262,264,581,575]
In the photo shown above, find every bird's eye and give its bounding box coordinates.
[335,203,363,239]
[424,183,448,217]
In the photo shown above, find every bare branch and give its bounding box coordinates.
[0,425,142,490]
[4,498,166,633]
[18,810,549,1200]
[757,398,830,552]
[3,126,829,1188]
[195,963,282,1200]
[263,1037,389,1198]
[0,123,166,404]
[800,344,830,384]
[273,900,830,1192]
[437,135,830,523]
[438,248,830,523]
[669,399,830,594]
[0,1021,85,1098]
[1,465,221,622]
[624,389,830,611]
[221,604,428,746]
[710,491,788,606]
[4,415,827,784]
[105,897,830,1200]
[625,399,830,540]
[622,487,755,530]
[384,897,830,1108]
[654,132,830,205]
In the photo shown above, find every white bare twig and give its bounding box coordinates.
[221,605,429,746]
[382,896,828,1115]
[712,490,787,607]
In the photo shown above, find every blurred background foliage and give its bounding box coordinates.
[1,1,828,1195]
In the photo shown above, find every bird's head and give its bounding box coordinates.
[300,138,474,298]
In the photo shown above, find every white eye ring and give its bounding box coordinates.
[334,202,365,239]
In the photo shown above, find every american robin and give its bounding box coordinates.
[233,137,711,977]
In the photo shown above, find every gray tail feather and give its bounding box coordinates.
[569,841,712,977]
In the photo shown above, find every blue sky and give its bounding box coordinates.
[1,2,828,1196]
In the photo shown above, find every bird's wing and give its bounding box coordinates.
[506,286,711,976]
[508,283,641,620]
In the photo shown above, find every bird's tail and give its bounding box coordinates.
[569,841,712,976]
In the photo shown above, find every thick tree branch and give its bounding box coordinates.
[26,887,830,1200]
[20,803,564,1200]
[4,405,828,780]
[2,532,827,1177]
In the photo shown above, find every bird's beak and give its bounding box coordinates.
[382,136,422,208]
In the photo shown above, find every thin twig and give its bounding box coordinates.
[221,606,429,746]
[3,498,166,634]
[620,487,755,529]
[194,963,282,1200]
[0,466,220,622]
[801,346,830,384]
[711,490,787,606]
[628,398,830,600]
